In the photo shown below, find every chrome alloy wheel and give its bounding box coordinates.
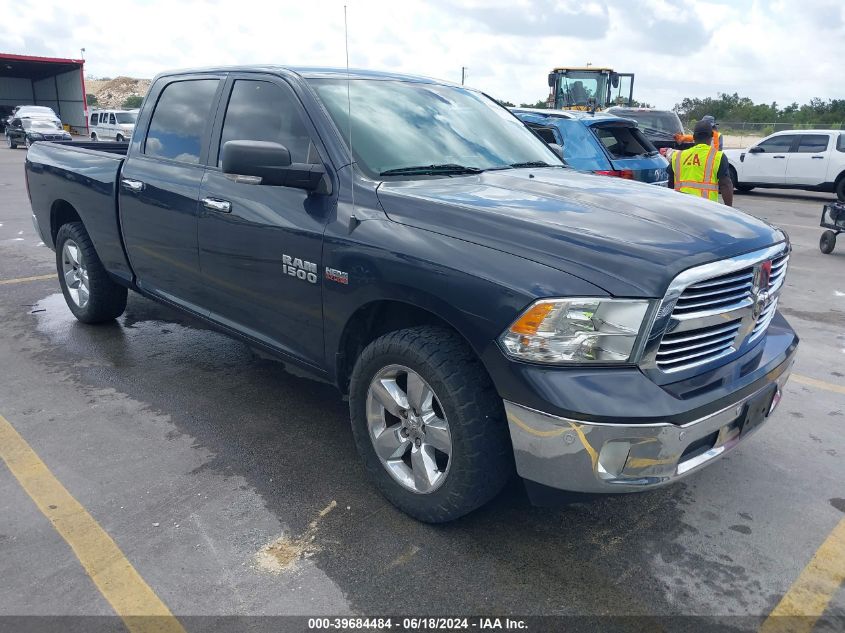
[61,240,90,309]
[366,365,452,494]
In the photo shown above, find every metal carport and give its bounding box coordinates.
[0,53,87,134]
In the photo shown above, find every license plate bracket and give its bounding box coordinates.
[741,386,777,437]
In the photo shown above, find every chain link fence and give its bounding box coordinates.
[678,121,845,149]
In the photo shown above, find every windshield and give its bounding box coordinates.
[115,112,137,124]
[611,110,683,135]
[557,71,608,108]
[309,78,561,177]
[23,119,60,130]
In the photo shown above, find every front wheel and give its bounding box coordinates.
[349,326,513,522]
[730,166,753,192]
[836,178,845,202]
[7,135,16,149]
[56,222,127,323]
[820,230,837,254]
[116,134,124,142]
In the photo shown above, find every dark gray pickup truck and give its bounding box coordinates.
[25,66,798,522]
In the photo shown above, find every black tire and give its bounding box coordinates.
[7,135,16,149]
[820,230,837,254]
[90,133,97,141]
[836,177,845,202]
[116,134,124,142]
[56,222,127,323]
[349,326,513,522]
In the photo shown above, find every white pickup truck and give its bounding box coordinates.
[725,130,845,200]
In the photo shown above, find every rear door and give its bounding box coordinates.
[197,74,333,366]
[785,134,830,185]
[741,134,798,183]
[119,75,224,311]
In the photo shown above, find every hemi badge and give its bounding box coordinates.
[325,267,349,285]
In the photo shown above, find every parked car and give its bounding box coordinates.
[89,109,137,142]
[724,130,845,200]
[0,106,13,134]
[5,117,72,148]
[25,66,796,523]
[606,107,691,151]
[513,108,669,185]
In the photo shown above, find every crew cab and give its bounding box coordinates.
[25,66,798,522]
[725,130,845,200]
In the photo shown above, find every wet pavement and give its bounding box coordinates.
[0,143,843,631]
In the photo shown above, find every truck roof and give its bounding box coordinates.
[155,65,457,86]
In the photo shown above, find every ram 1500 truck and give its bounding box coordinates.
[25,67,798,522]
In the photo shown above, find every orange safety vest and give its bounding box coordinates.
[673,143,723,202]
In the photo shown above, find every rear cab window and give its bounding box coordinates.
[144,79,220,164]
[838,134,845,153]
[797,135,829,153]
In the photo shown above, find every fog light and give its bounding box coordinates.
[598,441,631,478]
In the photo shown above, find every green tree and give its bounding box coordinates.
[519,99,548,109]
[86,93,98,106]
[122,95,143,109]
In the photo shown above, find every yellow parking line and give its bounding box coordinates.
[0,413,186,633]
[792,374,845,396]
[759,517,845,633]
[0,273,56,285]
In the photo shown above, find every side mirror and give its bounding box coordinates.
[748,146,764,154]
[610,72,620,88]
[547,72,556,88]
[549,143,565,160]
[222,140,329,193]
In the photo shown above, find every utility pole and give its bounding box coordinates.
[80,47,85,61]
[461,66,467,85]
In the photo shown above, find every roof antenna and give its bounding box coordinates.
[344,4,359,233]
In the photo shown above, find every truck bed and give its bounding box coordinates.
[26,141,134,283]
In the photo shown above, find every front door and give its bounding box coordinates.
[198,75,333,367]
[742,134,798,184]
[785,134,830,186]
[119,76,223,312]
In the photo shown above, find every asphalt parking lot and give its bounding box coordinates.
[0,141,843,633]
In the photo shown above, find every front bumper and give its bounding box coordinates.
[505,344,795,493]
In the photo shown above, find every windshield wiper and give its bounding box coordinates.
[509,160,557,168]
[379,163,484,176]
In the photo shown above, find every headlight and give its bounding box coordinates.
[29,133,44,139]
[499,298,652,364]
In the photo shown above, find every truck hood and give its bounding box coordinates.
[376,168,784,297]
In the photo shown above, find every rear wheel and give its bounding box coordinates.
[116,134,124,142]
[90,132,98,141]
[56,222,127,323]
[836,177,845,202]
[7,135,16,149]
[349,326,513,523]
[820,231,837,254]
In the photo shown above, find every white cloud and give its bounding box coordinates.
[1,0,842,110]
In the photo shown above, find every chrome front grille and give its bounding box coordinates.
[645,244,789,374]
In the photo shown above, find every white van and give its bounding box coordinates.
[89,110,137,142]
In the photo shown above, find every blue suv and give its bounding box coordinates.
[513,108,669,186]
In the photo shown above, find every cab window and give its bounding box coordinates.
[756,135,797,153]
[797,135,829,153]
[144,79,220,164]
[90,113,98,125]
[217,79,319,166]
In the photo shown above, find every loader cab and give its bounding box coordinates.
[547,67,634,111]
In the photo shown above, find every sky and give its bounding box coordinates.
[2,0,843,110]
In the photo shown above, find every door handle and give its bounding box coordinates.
[773,155,786,159]
[121,178,145,192]
[811,155,824,159]
[202,197,232,213]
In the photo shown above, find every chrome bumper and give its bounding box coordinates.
[504,364,793,493]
